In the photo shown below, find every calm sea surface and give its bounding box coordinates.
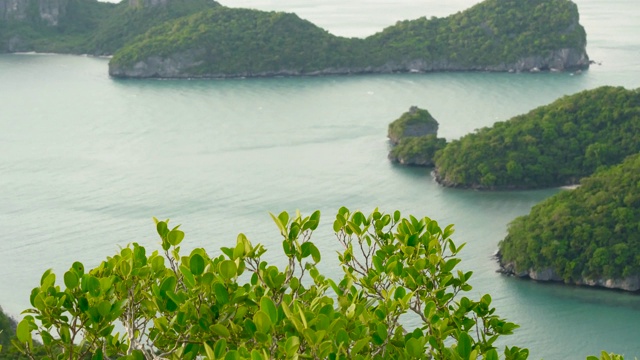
[1,0,639,358]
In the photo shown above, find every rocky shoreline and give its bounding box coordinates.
[495,252,640,293]
[108,48,590,79]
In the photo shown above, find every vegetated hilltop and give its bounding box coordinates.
[108,0,590,78]
[498,153,640,292]
[387,106,447,166]
[0,0,219,54]
[433,86,640,190]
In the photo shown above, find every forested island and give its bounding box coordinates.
[0,0,220,55]
[498,153,640,292]
[387,106,447,166]
[0,0,590,78]
[433,86,640,190]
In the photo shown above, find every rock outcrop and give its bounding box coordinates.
[0,0,68,26]
[386,107,447,167]
[128,0,170,9]
[108,49,206,78]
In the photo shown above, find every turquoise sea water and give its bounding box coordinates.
[1,0,639,358]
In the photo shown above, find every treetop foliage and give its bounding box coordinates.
[434,86,640,189]
[11,208,530,360]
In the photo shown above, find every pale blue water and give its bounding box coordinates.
[1,0,639,358]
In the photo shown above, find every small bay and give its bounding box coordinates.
[1,0,639,358]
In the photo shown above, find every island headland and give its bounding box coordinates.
[433,86,640,190]
[497,152,640,292]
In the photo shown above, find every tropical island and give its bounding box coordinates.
[498,153,640,292]
[433,86,640,190]
[1,0,590,78]
[388,106,447,166]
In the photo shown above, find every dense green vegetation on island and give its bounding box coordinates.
[108,0,589,77]
[434,86,640,189]
[0,0,218,54]
[365,0,586,68]
[1,0,590,77]
[111,7,360,75]
[498,153,640,289]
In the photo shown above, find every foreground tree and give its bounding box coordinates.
[14,208,531,359]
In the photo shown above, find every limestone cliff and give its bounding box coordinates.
[0,0,68,26]
[108,47,590,79]
[386,107,447,167]
[128,0,169,9]
[499,260,640,292]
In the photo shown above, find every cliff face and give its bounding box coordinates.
[0,0,27,21]
[128,0,169,8]
[0,0,67,26]
[499,261,640,292]
[109,49,206,78]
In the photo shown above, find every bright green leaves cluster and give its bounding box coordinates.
[14,209,528,359]
[587,352,626,360]
[331,208,529,360]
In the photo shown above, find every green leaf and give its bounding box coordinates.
[204,342,215,360]
[214,338,227,359]
[167,229,185,246]
[260,297,278,323]
[40,270,55,289]
[92,347,104,360]
[405,337,424,357]
[72,261,85,276]
[457,331,472,359]
[224,351,241,360]
[86,276,101,297]
[63,271,79,289]
[394,287,407,300]
[270,212,286,235]
[300,242,321,263]
[214,283,229,305]
[443,258,461,273]
[219,260,237,281]
[190,254,205,276]
[352,337,370,354]
[16,319,31,343]
[97,301,112,317]
[309,210,321,230]
[253,311,272,333]
[251,350,265,360]
[485,349,499,360]
[285,336,300,357]
[180,265,196,288]
[278,211,289,228]
[210,324,230,338]
[160,276,177,294]
[156,221,169,238]
[233,242,245,260]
